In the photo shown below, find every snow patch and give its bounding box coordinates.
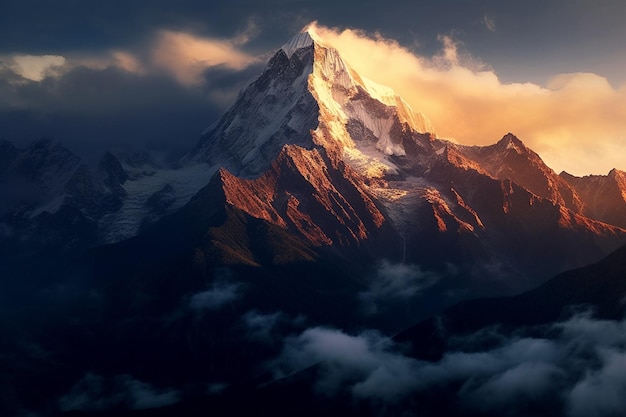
[371,177,433,229]
[361,77,434,135]
[343,146,400,179]
[361,76,398,107]
[100,163,217,243]
[345,103,405,156]
[506,139,523,154]
[28,193,66,218]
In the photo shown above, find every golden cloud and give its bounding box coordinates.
[6,54,66,81]
[60,28,256,86]
[66,50,145,75]
[308,22,626,175]
[152,30,258,86]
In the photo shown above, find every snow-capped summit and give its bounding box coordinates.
[179,27,626,289]
[188,25,436,180]
[280,29,316,58]
[5,28,624,297]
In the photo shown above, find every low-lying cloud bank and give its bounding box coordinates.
[270,312,626,416]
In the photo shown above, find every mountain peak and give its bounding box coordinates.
[499,132,522,145]
[281,28,317,58]
[495,132,529,154]
[192,27,436,176]
[608,167,625,179]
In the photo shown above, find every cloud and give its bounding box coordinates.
[270,327,419,400]
[483,14,496,32]
[66,51,146,75]
[152,30,258,86]
[463,362,562,410]
[308,22,626,175]
[4,20,625,177]
[201,63,266,108]
[0,61,229,160]
[358,260,440,315]
[567,350,626,417]
[1,25,258,88]
[0,26,261,159]
[189,283,240,311]
[125,378,181,410]
[373,261,439,298]
[189,278,242,311]
[5,55,66,81]
[0,51,146,86]
[268,313,626,415]
[241,310,286,343]
[58,373,180,412]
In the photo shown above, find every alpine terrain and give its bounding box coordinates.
[1,27,626,417]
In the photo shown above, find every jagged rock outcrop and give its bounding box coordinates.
[179,28,626,290]
[561,168,626,229]
[2,29,625,294]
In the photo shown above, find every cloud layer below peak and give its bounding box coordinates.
[269,313,626,416]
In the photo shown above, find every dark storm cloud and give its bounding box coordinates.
[0,1,250,53]
[269,313,626,415]
[3,1,626,84]
[201,62,266,108]
[0,1,269,160]
[0,63,246,160]
[0,0,593,58]
[0,0,305,56]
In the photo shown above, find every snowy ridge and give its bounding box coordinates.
[188,34,318,177]
[0,139,83,218]
[308,41,426,165]
[360,77,398,106]
[154,29,445,241]
[281,30,315,58]
[300,36,437,181]
[345,99,404,155]
[190,28,438,184]
[3,28,626,294]
[189,29,445,232]
[100,162,217,243]
[360,77,434,134]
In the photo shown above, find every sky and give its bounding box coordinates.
[0,0,625,174]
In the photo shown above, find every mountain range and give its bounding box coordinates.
[1,28,626,416]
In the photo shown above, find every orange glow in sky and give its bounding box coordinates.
[308,23,626,176]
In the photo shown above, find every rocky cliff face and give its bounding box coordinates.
[561,168,626,229]
[3,29,626,417]
[182,29,625,290]
[2,29,625,294]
